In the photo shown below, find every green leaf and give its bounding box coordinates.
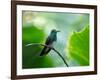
[66,25,89,66]
[22,25,45,44]
[22,25,54,68]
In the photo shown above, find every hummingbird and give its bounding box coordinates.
[40,29,60,56]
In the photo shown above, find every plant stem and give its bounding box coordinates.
[52,48,69,67]
[26,43,69,67]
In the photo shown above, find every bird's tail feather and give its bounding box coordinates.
[40,47,46,56]
[40,48,51,56]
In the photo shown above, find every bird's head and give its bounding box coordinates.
[51,29,60,34]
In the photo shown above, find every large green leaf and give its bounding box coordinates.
[22,25,54,68]
[67,25,89,66]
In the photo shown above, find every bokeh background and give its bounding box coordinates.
[22,11,89,69]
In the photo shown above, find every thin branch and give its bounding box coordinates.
[26,43,69,67]
[52,48,69,67]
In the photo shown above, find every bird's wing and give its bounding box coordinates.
[40,46,48,56]
[40,36,52,56]
[45,36,52,45]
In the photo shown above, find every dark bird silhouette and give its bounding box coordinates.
[40,29,60,56]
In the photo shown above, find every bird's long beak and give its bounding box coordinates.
[56,30,60,32]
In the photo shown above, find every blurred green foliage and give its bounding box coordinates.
[66,26,89,66]
[22,11,89,68]
[22,25,55,68]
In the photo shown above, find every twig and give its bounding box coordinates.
[26,43,69,67]
[52,48,69,67]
